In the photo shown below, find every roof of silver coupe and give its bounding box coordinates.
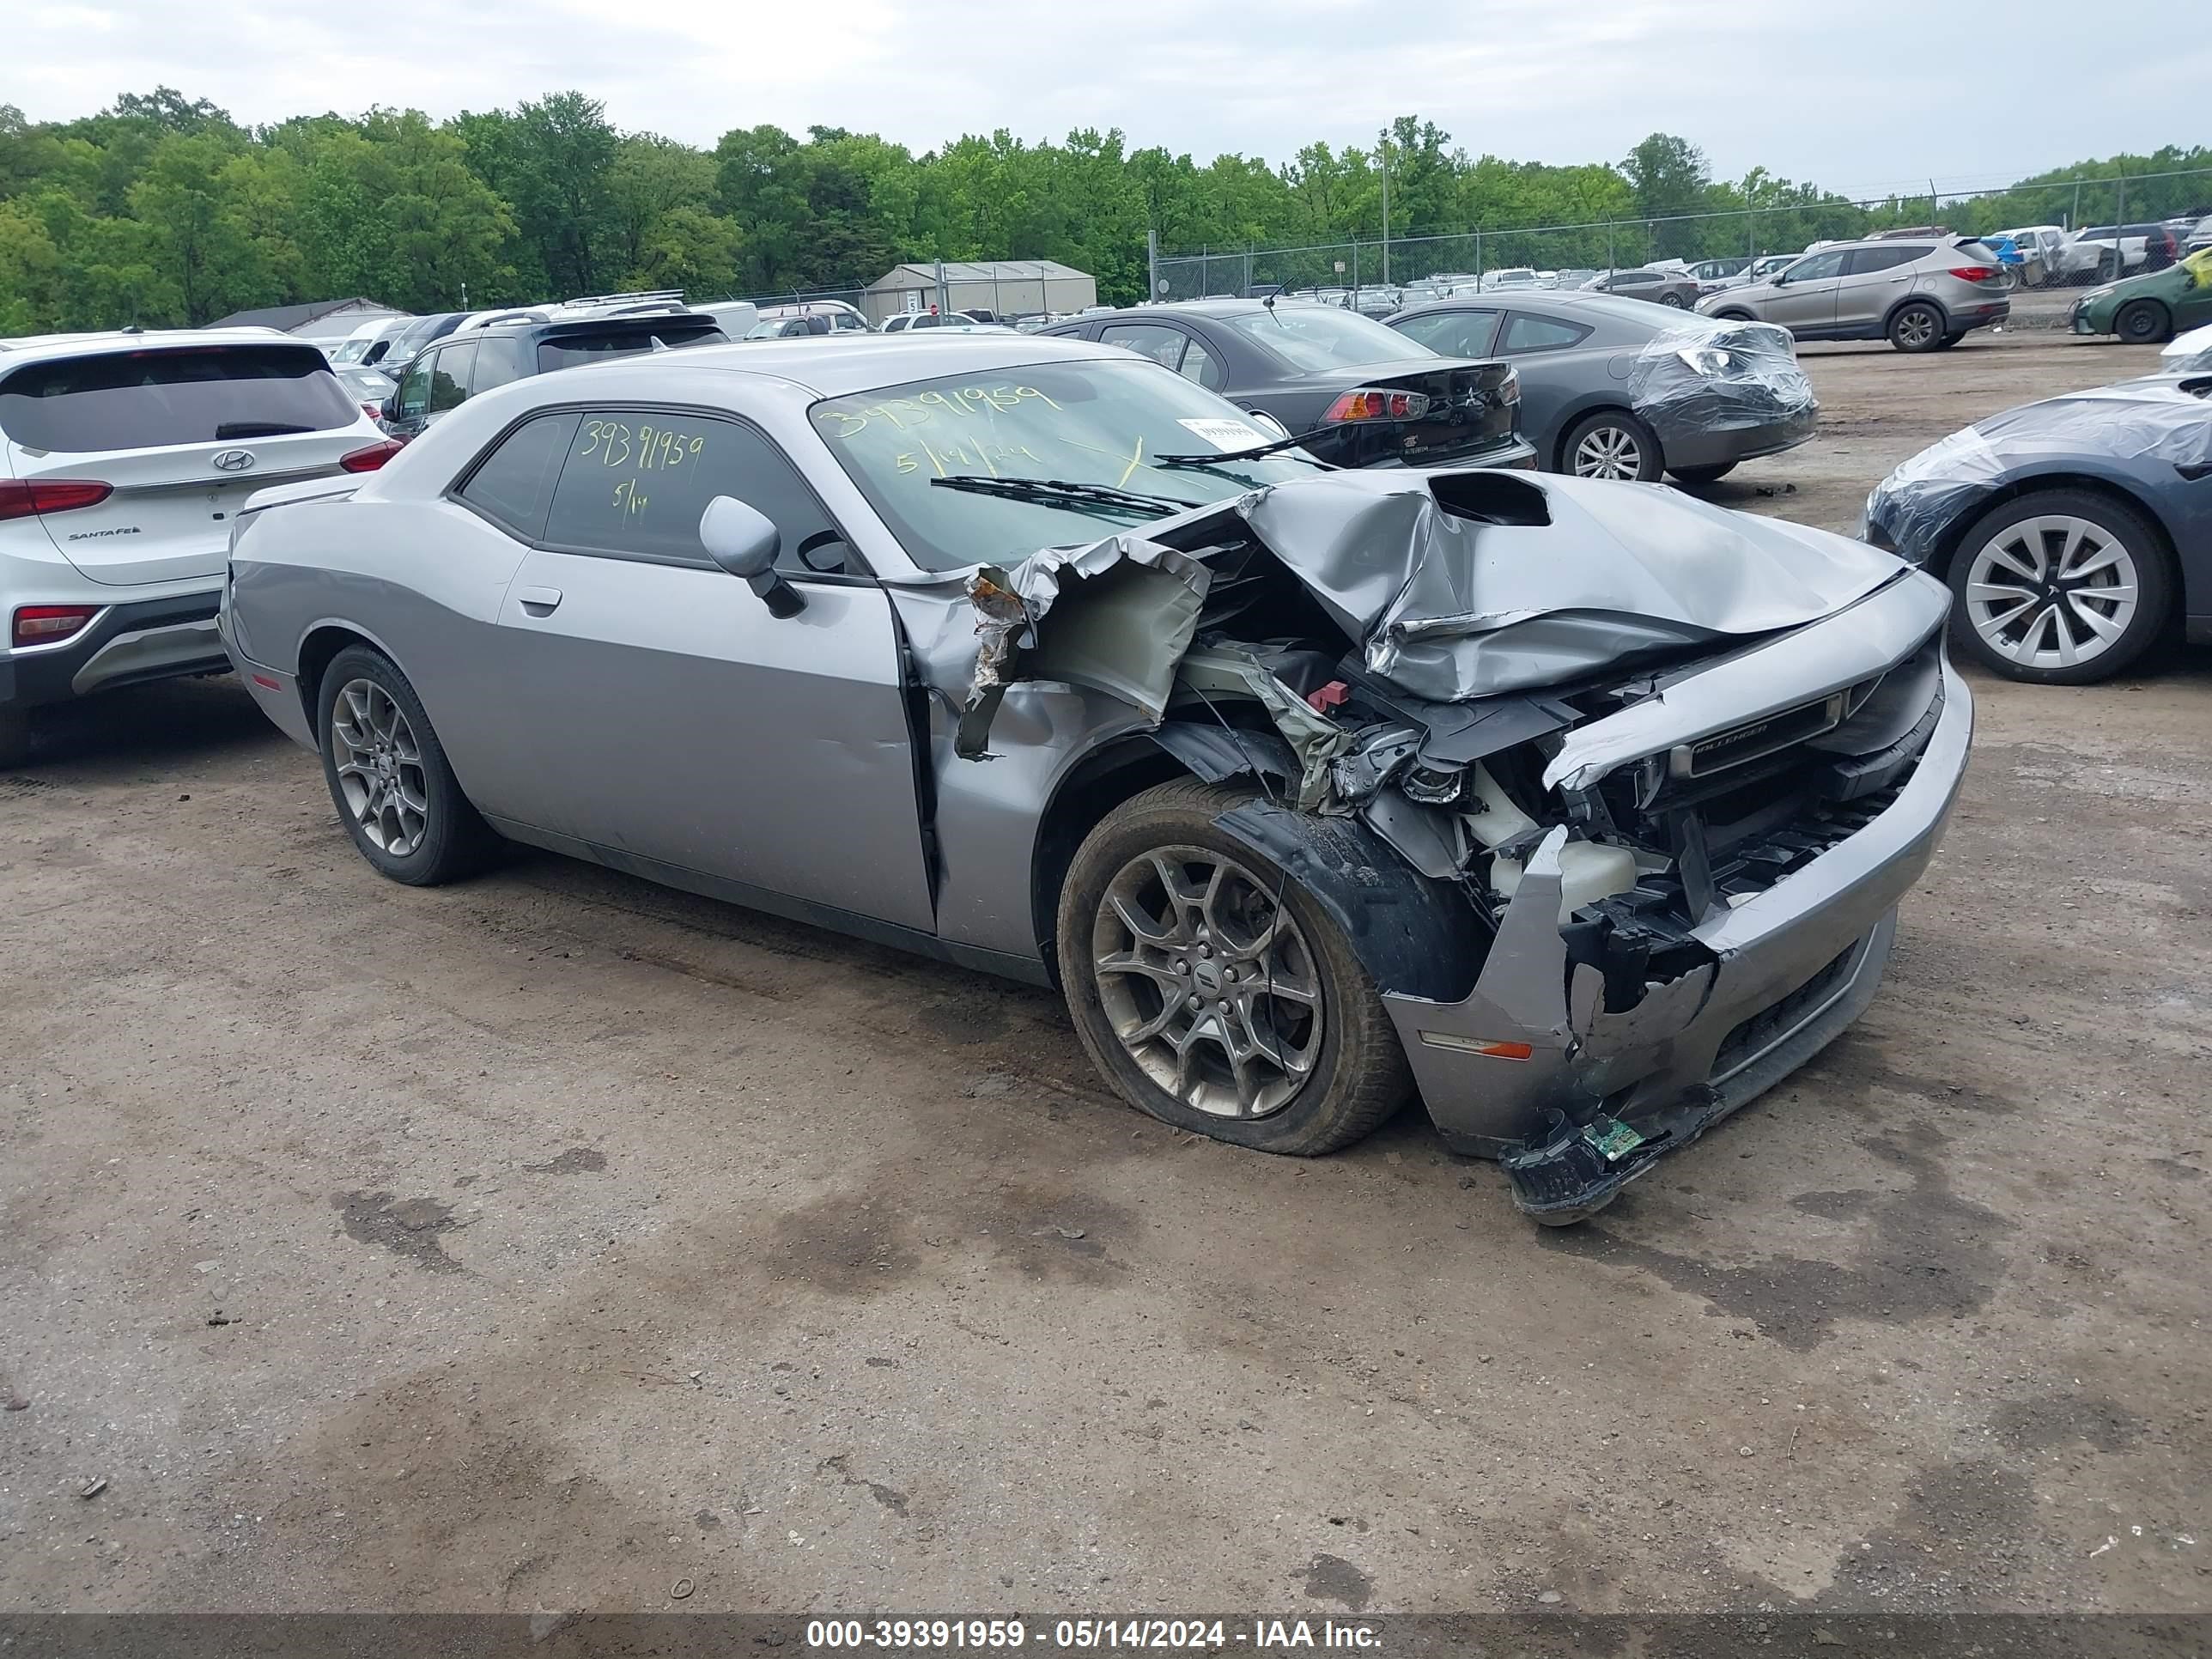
[642,332,1124,398]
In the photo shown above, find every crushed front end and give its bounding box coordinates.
[945,467,1972,1221]
[1380,568,1969,1219]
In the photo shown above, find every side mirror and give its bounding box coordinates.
[700,495,805,618]
[380,392,399,422]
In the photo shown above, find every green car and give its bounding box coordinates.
[2070,247,2212,344]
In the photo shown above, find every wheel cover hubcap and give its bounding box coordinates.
[332,678,429,855]
[1573,426,1641,480]
[1091,847,1323,1120]
[1965,514,2139,671]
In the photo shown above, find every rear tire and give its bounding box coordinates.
[1667,462,1736,486]
[1560,409,1664,482]
[1659,292,1688,308]
[1945,489,2173,684]
[2114,300,2171,345]
[1887,301,1945,353]
[317,645,500,885]
[1056,780,1413,1156]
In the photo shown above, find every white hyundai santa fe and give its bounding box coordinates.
[0,328,396,765]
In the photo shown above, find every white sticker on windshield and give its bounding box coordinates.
[1175,417,1270,452]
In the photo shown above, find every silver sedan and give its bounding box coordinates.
[220,334,1971,1223]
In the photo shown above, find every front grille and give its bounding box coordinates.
[1712,945,1857,1077]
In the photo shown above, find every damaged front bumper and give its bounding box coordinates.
[1381,653,1972,1198]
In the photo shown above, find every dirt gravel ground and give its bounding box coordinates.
[1,320,2206,1619]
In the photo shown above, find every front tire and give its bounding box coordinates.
[317,645,499,884]
[1056,781,1413,1156]
[1887,301,1945,353]
[1946,490,2173,684]
[2114,300,2171,344]
[1560,409,1663,482]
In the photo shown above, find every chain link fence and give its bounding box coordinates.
[1150,167,2212,308]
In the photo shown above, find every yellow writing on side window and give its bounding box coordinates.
[815,385,1063,441]
[580,420,706,473]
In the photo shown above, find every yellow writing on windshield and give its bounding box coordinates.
[815,385,1063,441]
[895,440,1046,477]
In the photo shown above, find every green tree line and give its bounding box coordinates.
[1,88,2206,333]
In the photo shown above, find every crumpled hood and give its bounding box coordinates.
[1234,469,1904,700]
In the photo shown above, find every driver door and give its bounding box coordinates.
[1763,249,1848,333]
[473,404,934,933]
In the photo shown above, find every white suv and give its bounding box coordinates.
[1,328,392,765]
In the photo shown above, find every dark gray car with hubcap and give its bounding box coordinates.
[1385,292,1818,485]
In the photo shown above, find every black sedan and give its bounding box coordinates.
[1039,300,1533,471]
[1386,292,1818,485]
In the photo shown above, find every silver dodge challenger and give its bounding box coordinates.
[219,334,1972,1222]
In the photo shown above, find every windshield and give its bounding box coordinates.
[1218,305,1434,372]
[811,357,1322,572]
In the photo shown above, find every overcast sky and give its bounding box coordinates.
[10,0,2204,204]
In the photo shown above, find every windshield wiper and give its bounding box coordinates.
[214,422,317,438]
[1154,429,1337,467]
[927,474,1203,515]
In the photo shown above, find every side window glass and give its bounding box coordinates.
[428,342,476,415]
[1785,251,1848,283]
[397,355,433,421]
[1393,310,1498,357]
[1178,337,1224,391]
[1100,324,1187,369]
[544,412,854,575]
[1500,313,1588,353]
[456,411,582,542]
[471,337,526,396]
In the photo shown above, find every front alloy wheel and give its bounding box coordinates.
[1056,781,1411,1155]
[1949,491,2173,684]
[1092,847,1322,1120]
[331,678,429,855]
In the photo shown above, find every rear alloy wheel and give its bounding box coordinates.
[1888,301,1945,353]
[1562,410,1663,482]
[1659,291,1688,308]
[1057,781,1411,1155]
[318,645,500,884]
[1948,490,2173,684]
[2114,300,2171,345]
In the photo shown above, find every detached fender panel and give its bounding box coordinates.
[1210,798,1485,1004]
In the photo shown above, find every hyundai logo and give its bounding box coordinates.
[210,449,256,473]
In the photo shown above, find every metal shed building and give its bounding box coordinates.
[862,261,1097,325]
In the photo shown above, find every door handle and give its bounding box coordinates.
[516,586,562,615]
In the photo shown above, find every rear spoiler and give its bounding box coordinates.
[238,476,362,520]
